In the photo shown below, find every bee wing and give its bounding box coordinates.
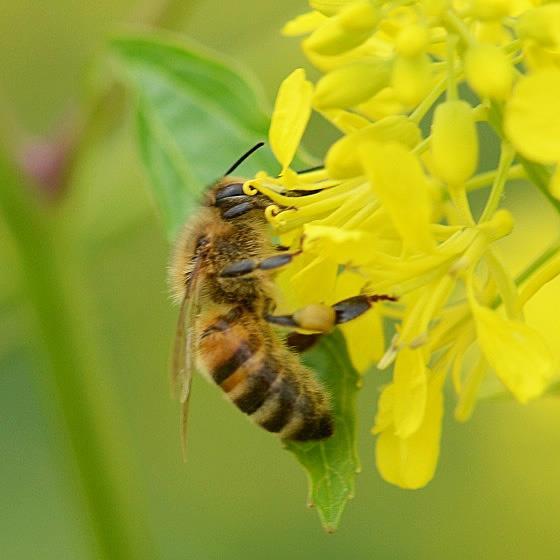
[171,256,203,460]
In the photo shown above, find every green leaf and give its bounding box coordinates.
[110,32,277,239]
[286,330,360,533]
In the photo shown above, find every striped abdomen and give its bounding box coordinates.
[198,307,333,441]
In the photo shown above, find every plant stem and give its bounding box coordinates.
[409,75,446,123]
[465,164,525,192]
[479,142,515,222]
[0,157,153,560]
[519,248,560,306]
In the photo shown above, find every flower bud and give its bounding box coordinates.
[304,1,378,55]
[282,11,327,37]
[421,0,448,18]
[475,20,512,45]
[465,44,513,99]
[431,100,479,185]
[310,0,354,16]
[395,24,430,57]
[313,59,392,109]
[392,54,432,106]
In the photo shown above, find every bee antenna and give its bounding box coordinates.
[223,142,265,176]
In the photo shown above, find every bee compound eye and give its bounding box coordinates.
[293,304,336,332]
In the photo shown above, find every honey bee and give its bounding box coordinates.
[169,143,395,453]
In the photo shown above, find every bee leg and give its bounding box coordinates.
[219,251,301,278]
[266,294,398,331]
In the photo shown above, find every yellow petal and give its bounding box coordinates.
[302,224,382,266]
[375,372,444,489]
[360,141,435,252]
[465,44,514,100]
[505,68,560,163]
[392,348,428,437]
[550,164,560,200]
[431,100,479,186]
[291,256,339,305]
[269,69,313,171]
[372,383,395,434]
[472,304,555,403]
[326,115,421,178]
[341,311,385,372]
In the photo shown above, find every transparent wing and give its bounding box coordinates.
[171,256,203,460]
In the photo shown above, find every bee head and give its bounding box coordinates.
[206,179,271,221]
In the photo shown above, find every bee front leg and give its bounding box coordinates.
[266,294,398,332]
[218,251,301,278]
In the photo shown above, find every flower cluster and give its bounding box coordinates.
[245,0,560,488]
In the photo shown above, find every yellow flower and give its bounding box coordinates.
[250,0,560,490]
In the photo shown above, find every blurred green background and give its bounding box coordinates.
[2,2,560,559]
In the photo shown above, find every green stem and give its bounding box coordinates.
[485,249,522,320]
[409,75,447,123]
[0,157,153,560]
[479,142,515,222]
[449,184,475,225]
[446,34,459,101]
[444,9,476,48]
[465,164,525,192]
[488,239,560,310]
[516,238,560,286]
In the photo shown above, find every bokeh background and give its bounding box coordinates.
[2,2,560,559]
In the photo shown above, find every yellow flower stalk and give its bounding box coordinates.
[246,0,560,490]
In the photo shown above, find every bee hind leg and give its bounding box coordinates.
[266,294,398,332]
